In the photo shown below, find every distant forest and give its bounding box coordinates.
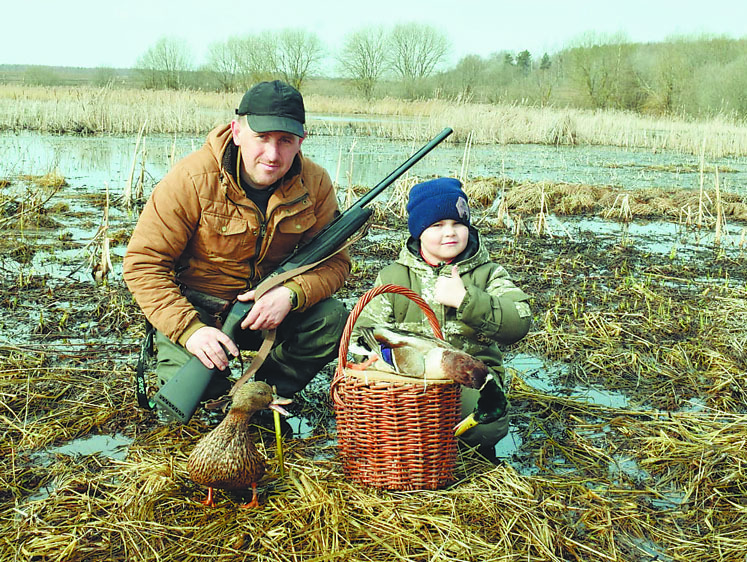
[2,29,746,120]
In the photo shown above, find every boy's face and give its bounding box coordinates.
[419,219,469,264]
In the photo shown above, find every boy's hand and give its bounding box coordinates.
[434,265,467,308]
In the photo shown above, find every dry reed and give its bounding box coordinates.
[4,340,747,561]
[2,85,747,157]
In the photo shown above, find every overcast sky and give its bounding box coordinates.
[2,0,745,69]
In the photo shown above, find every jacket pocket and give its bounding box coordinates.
[276,205,316,235]
[197,212,251,258]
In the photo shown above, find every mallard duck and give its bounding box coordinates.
[454,375,507,436]
[351,326,489,389]
[187,381,288,508]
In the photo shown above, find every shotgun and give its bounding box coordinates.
[151,127,453,422]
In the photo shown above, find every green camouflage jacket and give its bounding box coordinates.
[352,229,532,381]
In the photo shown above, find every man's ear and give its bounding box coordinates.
[230,119,241,145]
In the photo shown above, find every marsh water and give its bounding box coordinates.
[4,129,747,195]
[3,129,746,281]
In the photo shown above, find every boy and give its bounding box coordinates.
[353,177,531,460]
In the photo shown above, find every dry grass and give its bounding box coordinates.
[3,342,747,561]
[2,85,747,157]
[3,145,747,559]
[360,175,747,241]
[3,204,747,560]
[458,178,747,233]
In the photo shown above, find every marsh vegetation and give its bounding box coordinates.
[2,85,747,158]
[1,95,747,560]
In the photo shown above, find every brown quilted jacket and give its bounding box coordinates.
[123,124,350,344]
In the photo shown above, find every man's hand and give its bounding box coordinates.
[185,326,240,370]
[237,286,294,331]
[434,265,467,309]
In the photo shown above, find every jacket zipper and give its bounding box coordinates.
[225,172,309,281]
[256,193,309,262]
[224,185,264,288]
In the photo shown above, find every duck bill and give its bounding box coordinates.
[454,413,479,436]
[270,403,290,416]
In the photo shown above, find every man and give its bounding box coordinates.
[123,80,350,403]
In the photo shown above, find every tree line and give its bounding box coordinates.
[10,24,747,120]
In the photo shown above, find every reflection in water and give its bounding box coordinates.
[34,433,132,464]
[509,352,630,409]
[2,131,746,197]
[27,433,133,502]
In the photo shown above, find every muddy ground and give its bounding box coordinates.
[2,174,747,561]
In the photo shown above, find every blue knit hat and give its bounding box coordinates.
[406,178,470,239]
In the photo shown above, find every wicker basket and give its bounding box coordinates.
[331,284,461,490]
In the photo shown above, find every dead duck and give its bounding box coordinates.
[351,326,489,389]
[187,381,288,508]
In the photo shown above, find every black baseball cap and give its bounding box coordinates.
[236,80,305,137]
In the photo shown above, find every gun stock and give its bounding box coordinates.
[152,127,453,422]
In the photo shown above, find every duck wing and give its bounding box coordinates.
[351,326,400,374]
[372,327,488,387]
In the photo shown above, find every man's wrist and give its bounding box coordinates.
[287,286,299,311]
[283,281,304,311]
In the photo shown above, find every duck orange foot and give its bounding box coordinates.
[201,487,217,507]
[347,356,379,371]
[240,483,260,509]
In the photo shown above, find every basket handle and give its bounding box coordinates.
[331,284,443,406]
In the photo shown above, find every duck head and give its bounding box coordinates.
[230,381,291,417]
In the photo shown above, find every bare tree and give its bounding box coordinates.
[272,29,324,90]
[233,32,277,88]
[388,22,450,97]
[452,54,486,99]
[136,37,193,90]
[564,31,633,109]
[532,53,556,106]
[338,26,388,99]
[205,38,242,92]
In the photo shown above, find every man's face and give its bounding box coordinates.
[230,117,303,188]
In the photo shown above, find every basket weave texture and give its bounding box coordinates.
[332,284,461,490]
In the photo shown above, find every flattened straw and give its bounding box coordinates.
[0,183,61,228]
